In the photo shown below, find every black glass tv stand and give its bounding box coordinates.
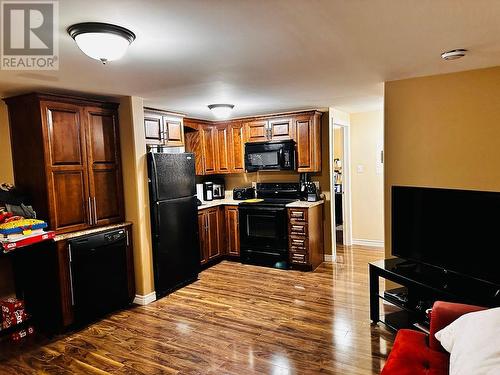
[369,257,500,332]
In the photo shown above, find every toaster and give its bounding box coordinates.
[233,187,255,200]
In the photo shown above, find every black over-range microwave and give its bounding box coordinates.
[244,140,296,172]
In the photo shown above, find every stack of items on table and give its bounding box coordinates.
[0,183,54,252]
[1,297,34,341]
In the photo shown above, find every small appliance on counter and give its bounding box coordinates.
[233,187,255,200]
[203,182,213,201]
[196,184,204,202]
[212,180,225,199]
[299,173,320,202]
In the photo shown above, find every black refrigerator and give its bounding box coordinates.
[147,152,200,299]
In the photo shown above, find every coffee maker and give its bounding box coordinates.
[299,173,319,202]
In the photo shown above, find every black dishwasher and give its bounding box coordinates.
[69,229,130,323]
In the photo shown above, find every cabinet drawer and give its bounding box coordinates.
[290,223,307,235]
[290,236,307,249]
[290,252,308,264]
[289,209,307,222]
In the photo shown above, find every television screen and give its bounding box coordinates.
[392,186,500,284]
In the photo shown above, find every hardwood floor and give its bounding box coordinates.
[0,245,394,374]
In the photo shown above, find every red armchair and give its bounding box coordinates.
[381,301,487,375]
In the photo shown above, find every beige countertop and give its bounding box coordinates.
[286,200,324,208]
[198,193,324,210]
[54,222,132,242]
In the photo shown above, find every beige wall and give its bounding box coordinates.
[350,110,384,242]
[384,65,500,257]
[333,127,343,160]
[118,97,155,297]
[0,101,14,184]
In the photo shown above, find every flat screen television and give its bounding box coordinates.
[392,186,500,285]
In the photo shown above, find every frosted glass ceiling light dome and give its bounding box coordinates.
[68,22,136,64]
[208,104,235,119]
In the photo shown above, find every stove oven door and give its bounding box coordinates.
[239,205,288,253]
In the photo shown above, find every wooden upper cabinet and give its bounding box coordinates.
[42,101,90,233]
[85,107,124,226]
[143,109,185,147]
[164,119,184,146]
[294,113,322,172]
[201,125,217,174]
[244,120,268,143]
[269,117,294,140]
[228,122,245,173]
[5,93,124,234]
[215,125,230,173]
[144,113,164,145]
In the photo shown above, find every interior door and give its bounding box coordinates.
[85,106,124,226]
[41,101,91,233]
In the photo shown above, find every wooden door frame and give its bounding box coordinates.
[329,108,353,262]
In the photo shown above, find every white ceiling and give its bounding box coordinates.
[1,0,500,119]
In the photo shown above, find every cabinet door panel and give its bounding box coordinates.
[269,118,294,140]
[198,211,208,265]
[295,117,313,171]
[165,119,184,146]
[225,206,240,256]
[215,125,230,173]
[52,170,89,230]
[202,126,216,174]
[185,132,204,175]
[86,108,124,226]
[46,105,85,166]
[207,208,220,260]
[229,123,245,173]
[144,113,163,145]
[245,120,268,142]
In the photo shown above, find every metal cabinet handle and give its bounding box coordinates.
[93,197,98,224]
[88,197,93,225]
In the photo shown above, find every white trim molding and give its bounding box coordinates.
[133,292,156,305]
[324,254,334,262]
[352,239,384,248]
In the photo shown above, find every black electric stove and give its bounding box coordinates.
[239,183,300,269]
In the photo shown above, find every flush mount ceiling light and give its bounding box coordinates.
[441,49,467,61]
[208,104,235,119]
[68,22,136,64]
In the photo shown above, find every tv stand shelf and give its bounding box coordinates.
[369,258,500,331]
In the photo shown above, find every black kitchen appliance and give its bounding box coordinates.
[233,186,255,200]
[213,181,225,199]
[245,140,296,172]
[239,183,300,269]
[203,181,214,201]
[147,152,200,298]
[69,229,132,323]
[299,173,319,202]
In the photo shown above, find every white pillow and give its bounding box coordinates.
[435,307,500,375]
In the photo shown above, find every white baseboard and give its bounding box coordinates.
[324,254,334,262]
[133,292,156,305]
[352,239,384,248]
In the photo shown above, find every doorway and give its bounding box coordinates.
[333,125,345,246]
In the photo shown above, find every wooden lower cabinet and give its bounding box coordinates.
[198,206,225,265]
[225,205,240,256]
[288,206,324,271]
